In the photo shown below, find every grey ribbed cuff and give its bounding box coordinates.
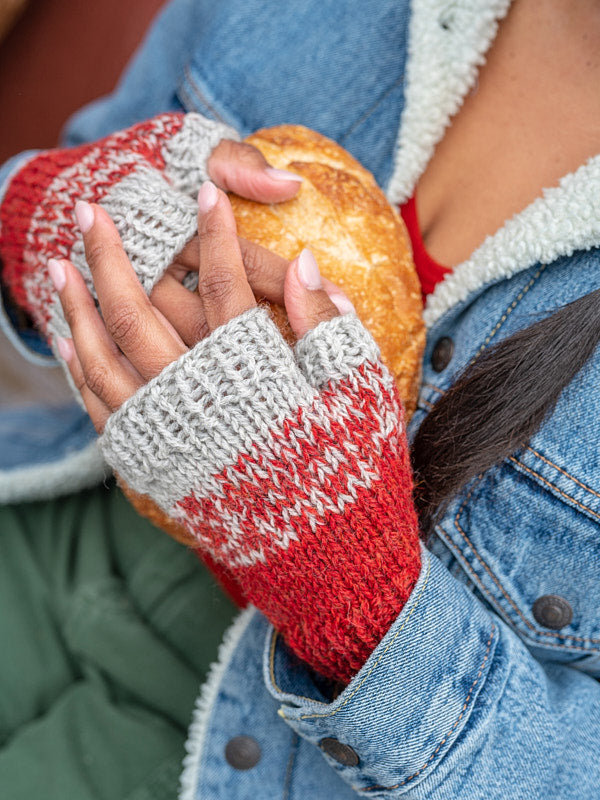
[163,114,240,195]
[294,312,381,388]
[100,307,317,511]
[100,307,381,514]
[69,166,199,297]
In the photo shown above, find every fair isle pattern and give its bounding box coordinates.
[1,114,184,325]
[0,112,235,342]
[101,307,421,681]
[101,309,383,518]
[173,359,403,569]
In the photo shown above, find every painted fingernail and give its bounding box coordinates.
[327,291,356,315]
[48,258,66,292]
[56,336,74,361]
[198,180,219,212]
[75,200,94,233]
[297,249,322,290]
[265,167,303,183]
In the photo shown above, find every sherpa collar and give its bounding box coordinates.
[386,0,600,328]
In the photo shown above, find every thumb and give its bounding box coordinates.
[284,249,355,340]
[207,139,303,203]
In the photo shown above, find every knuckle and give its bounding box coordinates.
[200,266,235,305]
[188,315,211,344]
[83,360,112,399]
[105,302,146,346]
[59,294,81,327]
[85,239,122,272]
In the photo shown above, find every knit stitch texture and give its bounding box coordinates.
[101,307,421,682]
[0,112,237,344]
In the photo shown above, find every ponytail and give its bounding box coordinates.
[411,289,600,533]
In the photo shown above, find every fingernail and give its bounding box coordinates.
[48,258,66,292]
[327,291,356,315]
[74,200,94,233]
[265,167,303,183]
[198,180,219,212]
[297,249,322,290]
[56,336,74,361]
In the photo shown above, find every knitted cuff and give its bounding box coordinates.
[0,113,239,340]
[162,114,240,195]
[100,307,421,682]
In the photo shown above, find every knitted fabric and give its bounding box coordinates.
[0,112,238,344]
[101,307,421,683]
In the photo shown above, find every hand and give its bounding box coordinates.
[0,111,305,350]
[49,182,420,684]
[50,182,353,433]
[154,137,350,333]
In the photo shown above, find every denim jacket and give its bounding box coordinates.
[1,1,600,797]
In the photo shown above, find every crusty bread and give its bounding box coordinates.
[122,126,425,551]
[229,125,425,417]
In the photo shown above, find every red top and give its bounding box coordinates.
[399,194,451,298]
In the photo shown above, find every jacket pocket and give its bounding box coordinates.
[435,450,600,673]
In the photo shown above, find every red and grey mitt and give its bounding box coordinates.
[99,306,422,683]
[0,112,237,347]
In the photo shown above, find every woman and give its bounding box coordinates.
[1,0,599,797]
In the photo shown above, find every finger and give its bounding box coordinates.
[55,335,113,433]
[196,181,256,331]
[173,236,344,310]
[283,249,356,340]
[207,139,302,203]
[74,200,187,379]
[150,273,211,346]
[49,257,144,411]
[173,235,289,304]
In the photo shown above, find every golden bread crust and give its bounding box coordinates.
[229,124,425,417]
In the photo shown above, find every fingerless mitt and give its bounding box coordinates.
[100,307,421,683]
[0,112,237,344]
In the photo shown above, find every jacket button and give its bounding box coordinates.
[319,737,360,766]
[225,736,261,770]
[431,337,454,372]
[532,595,573,629]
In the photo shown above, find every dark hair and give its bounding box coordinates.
[411,288,600,534]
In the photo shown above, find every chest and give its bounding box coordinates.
[416,0,600,267]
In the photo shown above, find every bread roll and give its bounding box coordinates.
[229,125,424,417]
[122,126,425,550]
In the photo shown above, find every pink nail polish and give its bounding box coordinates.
[198,180,219,212]
[56,336,74,361]
[265,167,303,183]
[48,258,66,292]
[327,292,356,316]
[297,249,322,290]
[75,200,94,233]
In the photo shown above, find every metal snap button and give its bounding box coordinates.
[225,735,262,770]
[431,337,454,372]
[532,595,573,630]
[319,737,360,767]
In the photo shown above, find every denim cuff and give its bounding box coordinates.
[263,543,498,794]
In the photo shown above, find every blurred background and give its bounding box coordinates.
[0,0,165,403]
[0,0,165,161]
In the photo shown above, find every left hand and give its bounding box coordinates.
[50,182,354,433]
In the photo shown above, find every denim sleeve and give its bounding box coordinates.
[264,543,599,799]
[0,151,57,365]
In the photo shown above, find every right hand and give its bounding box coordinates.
[152,139,350,348]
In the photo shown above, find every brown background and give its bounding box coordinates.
[0,0,165,163]
[0,0,165,403]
